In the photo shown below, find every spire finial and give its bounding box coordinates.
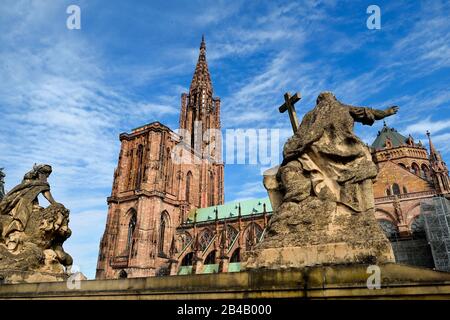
[200,34,206,50]
[383,120,387,127]
[426,130,440,162]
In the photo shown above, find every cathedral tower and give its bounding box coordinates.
[96,37,224,279]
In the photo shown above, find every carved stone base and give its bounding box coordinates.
[0,270,70,284]
[243,242,395,270]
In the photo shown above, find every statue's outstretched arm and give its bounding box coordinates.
[43,190,57,205]
[348,105,399,125]
[370,106,399,119]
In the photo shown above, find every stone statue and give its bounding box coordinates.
[245,92,398,270]
[0,168,5,201]
[0,164,73,283]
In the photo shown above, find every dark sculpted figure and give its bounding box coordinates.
[245,92,398,270]
[0,168,5,201]
[0,165,56,250]
[0,164,73,282]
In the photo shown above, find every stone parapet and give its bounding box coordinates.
[2,264,450,300]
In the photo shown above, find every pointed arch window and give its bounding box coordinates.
[135,144,144,190]
[392,183,401,195]
[204,250,216,265]
[230,248,241,263]
[186,171,193,203]
[208,171,214,206]
[411,163,420,176]
[127,211,137,252]
[421,164,430,179]
[165,147,173,190]
[181,252,194,266]
[158,212,169,256]
[245,223,263,250]
[199,229,215,251]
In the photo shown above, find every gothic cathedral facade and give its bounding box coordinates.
[96,37,224,278]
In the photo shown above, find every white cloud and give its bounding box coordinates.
[404,118,450,135]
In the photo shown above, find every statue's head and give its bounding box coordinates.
[0,168,5,180]
[23,164,53,181]
[316,92,336,104]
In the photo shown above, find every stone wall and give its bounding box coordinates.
[2,264,450,300]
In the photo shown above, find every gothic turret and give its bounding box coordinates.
[427,131,450,194]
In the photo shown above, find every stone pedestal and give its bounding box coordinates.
[0,270,69,284]
[244,243,394,270]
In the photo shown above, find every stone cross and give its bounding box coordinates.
[278,92,301,133]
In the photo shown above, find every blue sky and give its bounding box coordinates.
[0,0,449,279]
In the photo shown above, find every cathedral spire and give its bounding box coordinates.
[427,130,441,162]
[190,35,212,93]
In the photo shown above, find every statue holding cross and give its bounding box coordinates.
[278,92,301,133]
[245,91,399,270]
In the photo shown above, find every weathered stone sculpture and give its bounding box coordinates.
[0,164,73,283]
[245,92,398,270]
[0,168,5,201]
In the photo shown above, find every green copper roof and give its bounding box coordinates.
[228,262,241,273]
[371,123,409,149]
[202,264,219,274]
[178,266,192,275]
[187,197,272,223]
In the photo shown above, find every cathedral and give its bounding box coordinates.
[95,38,450,279]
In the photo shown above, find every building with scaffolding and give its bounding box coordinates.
[422,196,450,272]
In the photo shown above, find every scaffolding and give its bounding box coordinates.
[421,196,450,272]
[390,238,434,269]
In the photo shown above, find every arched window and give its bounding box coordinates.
[403,186,408,194]
[392,183,401,195]
[165,147,173,190]
[127,210,137,252]
[119,270,128,279]
[421,164,430,179]
[158,212,169,255]
[245,223,263,250]
[186,171,193,203]
[386,188,391,196]
[411,163,420,176]
[208,171,214,206]
[180,232,192,251]
[135,144,144,190]
[181,252,194,266]
[398,163,406,169]
[230,248,241,263]
[199,229,215,252]
[204,250,216,265]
